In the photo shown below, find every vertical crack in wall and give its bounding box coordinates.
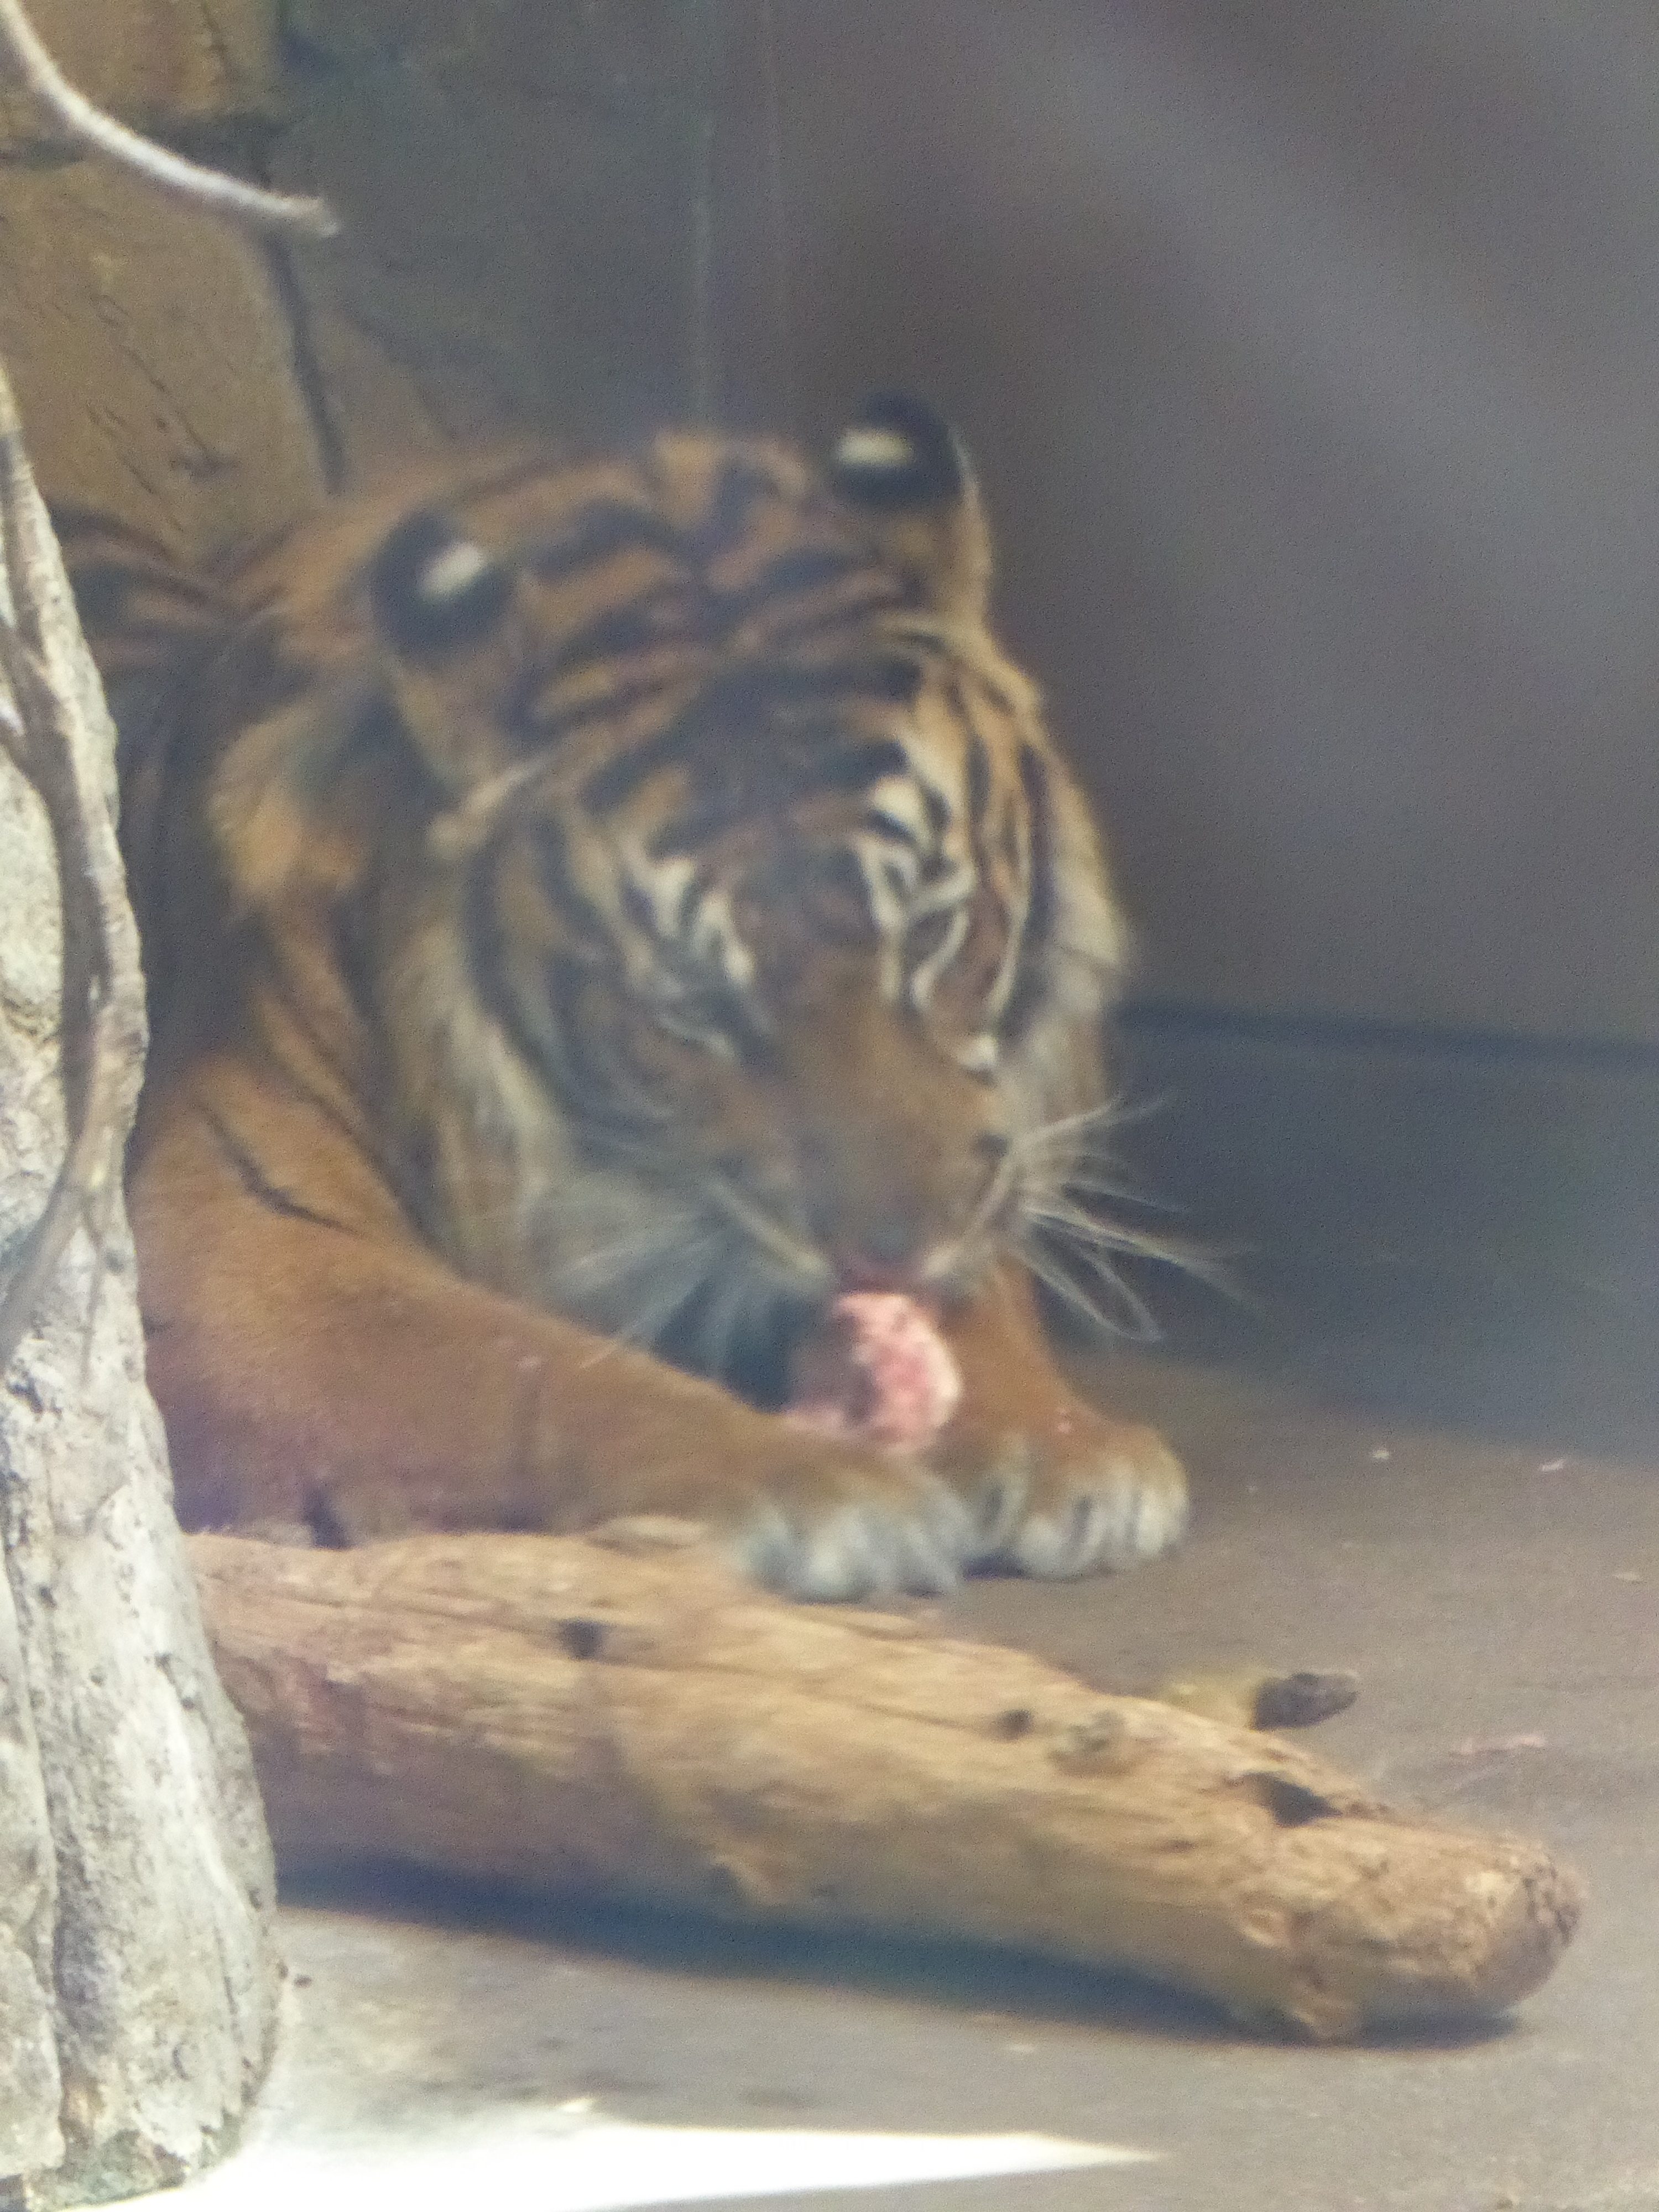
[260,234,347,493]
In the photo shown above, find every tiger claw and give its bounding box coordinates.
[958,1426,1190,1579]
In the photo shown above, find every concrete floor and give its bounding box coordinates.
[207,1349,1658,2212]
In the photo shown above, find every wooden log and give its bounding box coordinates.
[189,1522,1582,2043]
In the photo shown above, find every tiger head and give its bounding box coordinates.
[166,397,1129,1399]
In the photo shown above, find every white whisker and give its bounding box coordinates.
[706,1175,828,1288]
[1026,1196,1231,1284]
[692,1256,777,1382]
[1022,1239,1130,1338]
[555,1216,712,1291]
[1014,1098,1130,1154]
[1052,1238,1162,1340]
[575,1244,723,1369]
[1061,1171,1182,1214]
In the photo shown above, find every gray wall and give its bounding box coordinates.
[260,2,1659,1046]
[744,2,1659,1045]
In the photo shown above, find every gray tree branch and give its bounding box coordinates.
[0,0,339,238]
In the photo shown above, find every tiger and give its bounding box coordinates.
[62,393,1188,1602]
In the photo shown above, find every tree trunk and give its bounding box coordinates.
[0,371,278,2208]
[192,1520,1582,2044]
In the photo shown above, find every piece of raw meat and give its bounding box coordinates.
[785,1292,962,1453]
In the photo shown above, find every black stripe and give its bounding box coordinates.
[197,1102,354,1234]
[580,656,920,816]
[69,558,203,632]
[694,456,784,556]
[541,956,677,1139]
[98,617,218,653]
[958,698,998,896]
[754,578,914,651]
[965,729,992,835]
[675,868,708,933]
[621,879,657,938]
[539,587,688,681]
[714,546,867,622]
[581,719,696,814]
[511,670,690,751]
[528,499,685,583]
[330,880,387,1035]
[228,997,419,1221]
[462,858,603,1127]
[713,654,922,712]
[863,806,922,849]
[531,816,611,945]
[650,739,910,858]
[1001,745,1056,1044]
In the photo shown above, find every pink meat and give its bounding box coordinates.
[785,1292,962,1453]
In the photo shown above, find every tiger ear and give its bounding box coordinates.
[828,393,992,624]
[365,504,520,793]
[369,506,513,662]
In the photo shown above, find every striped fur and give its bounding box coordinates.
[66,398,1186,1600]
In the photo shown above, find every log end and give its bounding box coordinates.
[1267,1833,1585,2043]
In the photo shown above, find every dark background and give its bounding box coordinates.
[260,2,1659,1442]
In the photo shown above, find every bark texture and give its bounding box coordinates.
[0,0,281,144]
[192,1522,1583,2044]
[0,382,278,2206]
[0,0,324,561]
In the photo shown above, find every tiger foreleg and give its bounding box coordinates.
[131,1072,975,1603]
[930,1262,1189,1577]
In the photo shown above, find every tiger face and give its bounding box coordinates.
[185,397,1124,1399]
[87,395,1185,1598]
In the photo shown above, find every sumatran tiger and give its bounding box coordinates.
[61,394,1188,1601]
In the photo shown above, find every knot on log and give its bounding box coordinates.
[988,1706,1036,1740]
[554,1613,658,1663]
[1156,1666,1362,1731]
[1253,1671,1361,1730]
[1049,1708,1138,1775]
[1245,1773,1342,1828]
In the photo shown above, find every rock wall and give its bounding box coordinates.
[0,379,279,2206]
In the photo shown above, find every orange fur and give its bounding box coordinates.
[67,401,1186,1600]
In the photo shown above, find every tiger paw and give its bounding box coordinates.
[718,1433,975,1603]
[941,1403,1190,1579]
[773,1289,1185,1586]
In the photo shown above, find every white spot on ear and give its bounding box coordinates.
[834,426,916,473]
[418,536,494,604]
[956,1034,999,1076]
